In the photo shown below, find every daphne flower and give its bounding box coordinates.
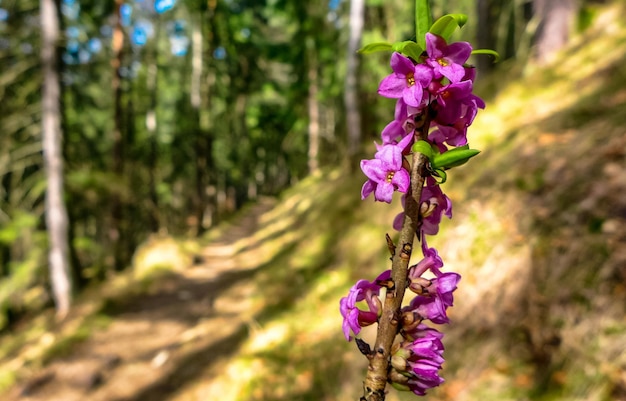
[425,32,472,83]
[390,325,446,395]
[378,52,433,108]
[339,270,391,341]
[420,178,452,236]
[429,124,467,148]
[381,100,419,144]
[361,133,413,203]
[407,249,445,293]
[391,178,452,235]
[403,271,460,324]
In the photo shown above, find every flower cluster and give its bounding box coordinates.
[341,32,485,397]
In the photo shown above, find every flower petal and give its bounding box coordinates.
[378,74,407,99]
[390,51,416,74]
[361,179,376,200]
[392,168,410,193]
[374,182,395,203]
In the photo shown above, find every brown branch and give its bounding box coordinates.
[361,114,430,401]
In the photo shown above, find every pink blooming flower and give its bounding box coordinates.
[431,90,484,147]
[380,100,419,144]
[392,179,452,235]
[429,124,467,148]
[420,178,452,236]
[392,325,446,395]
[403,270,460,324]
[361,133,413,203]
[421,244,444,274]
[434,83,485,126]
[425,32,472,83]
[407,248,445,292]
[434,80,473,123]
[378,52,433,108]
[339,270,391,341]
[403,322,444,342]
[407,363,445,396]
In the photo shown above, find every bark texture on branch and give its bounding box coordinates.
[361,115,430,401]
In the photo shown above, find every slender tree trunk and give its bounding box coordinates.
[146,32,160,232]
[41,0,72,318]
[476,0,493,74]
[196,2,218,231]
[111,0,125,270]
[345,0,364,164]
[191,13,207,234]
[307,42,320,175]
[533,0,578,64]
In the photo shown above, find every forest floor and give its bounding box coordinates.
[6,198,278,401]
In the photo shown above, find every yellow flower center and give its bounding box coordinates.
[406,72,415,87]
[437,58,449,67]
[386,171,395,183]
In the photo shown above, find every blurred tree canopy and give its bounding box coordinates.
[0,0,592,327]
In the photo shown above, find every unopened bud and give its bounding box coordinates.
[408,277,431,295]
[389,369,411,387]
[401,311,423,332]
[390,381,411,392]
[391,354,408,372]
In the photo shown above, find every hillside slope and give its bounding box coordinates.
[185,4,626,400]
[165,3,626,399]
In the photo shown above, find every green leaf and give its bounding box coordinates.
[471,49,501,63]
[432,168,447,184]
[429,14,468,41]
[392,41,424,61]
[431,146,480,170]
[357,42,393,54]
[412,140,435,160]
[415,0,432,50]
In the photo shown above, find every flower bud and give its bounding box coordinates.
[389,369,411,387]
[391,354,409,372]
[408,277,432,295]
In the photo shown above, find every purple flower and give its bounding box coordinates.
[403,271,460,324]
[339,270,391,341]
[391,325,446,395]
[392,179,452,235]
[407,249,445,293]
[380,100,419,144]
[425,32,472,83]
[429,124,468,148]
[403,321,444,342]
[361,133,413,203]
[434,80,473,123]
[378,52,433,108]
[435,86,484,127]
[420,178,452,236]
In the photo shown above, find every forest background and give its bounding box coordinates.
[1,0,625,400]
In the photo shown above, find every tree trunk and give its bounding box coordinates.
[191,13,207,234]
[476,0,494,74]
[307,42,320,175]
[345,0,365,164]
[41,0,72,319]
[533,0,578,64]
[146,33,160,232]
[111,0,126,270]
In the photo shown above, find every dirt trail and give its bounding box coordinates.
[11,198,277,401]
